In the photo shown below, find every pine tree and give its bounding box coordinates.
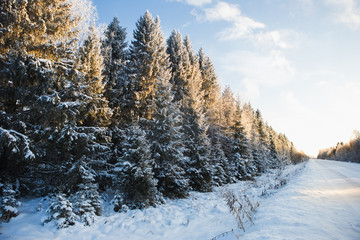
[44,193,77,228]
[69,159,102,226]
[119,125,158,209]
[198,47,221,125]
[147,76,189,199]
[102,17,128,124]
[128,11,170,120]
[75,26,112,127]
[167,33,212,192]
[167,30,191,102]
[0,183,20,223]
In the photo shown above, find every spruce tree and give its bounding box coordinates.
[75,26,112,127]
[230,106,254,179]
[0,0,79,114]
[167,32,212,192]
[102,17,129,124]
[128,11,170,120]
[147,76,189,199]
[0,183,20,223]
[44,193,77,228]
[198,47,221,125]
[167,30,191,102]
[69,159,102,226]
[119,125,158,209]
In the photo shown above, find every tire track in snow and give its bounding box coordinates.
[315,159,360,188]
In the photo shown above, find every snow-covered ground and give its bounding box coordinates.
[1,159,359,240]
[237,159,360,240]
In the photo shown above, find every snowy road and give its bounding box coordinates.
[239,159,360,240]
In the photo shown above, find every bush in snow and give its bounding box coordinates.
[44,193,77,228]
[223,189,259,232]
[0,184,20,223]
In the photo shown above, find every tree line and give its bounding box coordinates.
[0,0,307,226]
[317,130,360,163]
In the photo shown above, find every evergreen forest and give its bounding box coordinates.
[0,0,307,226]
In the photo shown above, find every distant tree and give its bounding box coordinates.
[220,86,237,134]
[167,30,191,102]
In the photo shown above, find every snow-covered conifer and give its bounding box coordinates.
[75,26,112,127]
[167,33,212,192]
[44,193,77,228]
[198,47,221,125]
[119,125,158,209]
[128,11,171,120]
[147,75,189,199]
[102,17,129,125]
[69,159,102,226]
[0,184,20,223]
[167,31,192,102]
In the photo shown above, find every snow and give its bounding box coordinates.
[236,159,360,240]
[1,159,359,240]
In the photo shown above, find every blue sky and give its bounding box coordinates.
[92,0,360,156]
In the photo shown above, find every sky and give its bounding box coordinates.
[91,0,360,157]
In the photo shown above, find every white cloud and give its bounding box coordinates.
[193,1,266,40]
[324,0,360,29]
[199,1,245,22]
[242,78,260,100]
[222,50,295,87]
[254,30,302,49]
[192,1,300,49]
[167,0,212,7]
[297,0,314,10]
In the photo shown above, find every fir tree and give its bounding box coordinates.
[128,11,171,120]
[75,26,112,127]
[44,193,77,228]
[198,47,221,125]
[0,183,20,223]
[69,159,102,226]
[167,30,191,102]
[147,76,189,199]
[102,17,129,124]
[119,125,158,209]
